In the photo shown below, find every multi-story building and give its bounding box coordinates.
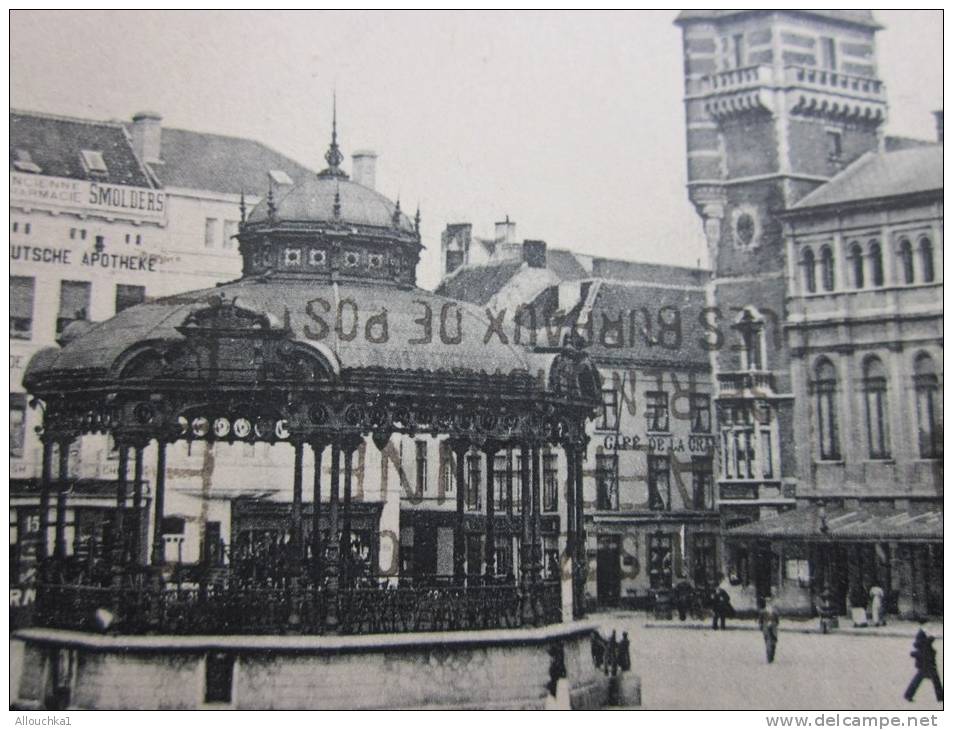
[675,10,942,616]
[9,109,314,588]
[437,232,719,608]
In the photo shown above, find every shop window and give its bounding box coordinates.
[57,280,91,334]
[415,440,428,497]
[465,452,481,511]
[690,394,711,433]
[820,245,835,291]
[10,394,27,459]
[598,387,619,431]
[11,276,34,340]
[914,353,941,459]
[493,451,513,513]
[438,442,454,495]
[645,391,669,432]
[648,533,673,590]
[863,356,891,459]
[812,358,841,461]
[494,535,514,577]
[595,453,619,511]
[542,451,558,512]
[691,456,713,510]
[898,239,915,284]
[115,284,145,314]
[648,455,670,511]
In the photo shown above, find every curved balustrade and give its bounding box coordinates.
[33,575,562,635]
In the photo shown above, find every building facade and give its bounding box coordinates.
[437,235,720,609]
[675,10,942,615]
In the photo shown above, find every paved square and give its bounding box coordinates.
[598,615,944,711]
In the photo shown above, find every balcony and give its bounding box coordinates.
[717,370,776,397]
[701,65,773,94]
[784,65,885,102]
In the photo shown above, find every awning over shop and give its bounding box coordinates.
[727,503,942,542]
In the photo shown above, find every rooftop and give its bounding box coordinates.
[728,503,942,541]
[789,145,942,211]
[10,110,157,188]
[674,10,883,30]
[141,126,315,196]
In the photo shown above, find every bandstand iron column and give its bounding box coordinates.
[519,444,534,622]
[325,443,341,629]
[311,441,324,580]
[531,444,542,583]
[573,441,588,619]
[484,441,499,577]
[132,441,145,565]
[341,436,359,584]
[451,439,468,584]
[38,438,55,573]
[53,435,73,562]
[114,442,129,567]
[292,440,304,556]
[151,440,167,565]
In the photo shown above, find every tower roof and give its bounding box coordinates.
[674,10,883,30]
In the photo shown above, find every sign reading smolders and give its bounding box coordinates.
[10,172,167,224]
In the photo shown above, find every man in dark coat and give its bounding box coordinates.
[758,596,780,663]
[711,586,732,630]
[904,624,943,702]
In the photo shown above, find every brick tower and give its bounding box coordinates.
[674,11,887,526]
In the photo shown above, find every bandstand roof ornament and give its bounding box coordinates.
[318,94,348,180]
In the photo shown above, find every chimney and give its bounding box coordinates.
[933,110,943,143]
[352,150,378,189]
[522,240,547,269]
[130,110,163,164]
[494,215,516,244]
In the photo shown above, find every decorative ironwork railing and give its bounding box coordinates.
[33,577,562,636]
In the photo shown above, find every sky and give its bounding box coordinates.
[10,10,943,289]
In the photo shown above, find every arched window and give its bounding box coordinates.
[914,353,941,458]
[812,358,840,461]
[869,240,884,287]
[820,245,835,292]
[735,308,765,371]
[919,236,935,283]
[848,243,864,289]
[801,248,816,293]
[898,239,915,284]
[863,356,890,459]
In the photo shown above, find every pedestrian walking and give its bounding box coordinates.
[757,596,780,663]
[675,580,693,622]
[868,584,885,627]
[904,622,943,702]
[711,585,732,630]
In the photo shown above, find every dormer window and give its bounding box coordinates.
[80,149,108,175]
[12,148,41,173]
[269,170,293,186]
[308,249,326,266]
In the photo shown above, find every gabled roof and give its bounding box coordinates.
[143,127,315,196]
[10,110,157,188]
[674,10,882,30]
[789,145,942,211]
[435,259,525,306]
[584,281,710,367]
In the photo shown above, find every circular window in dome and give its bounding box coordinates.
[309,249,326,266]
[368,253,383,269]
[344,251,360,268]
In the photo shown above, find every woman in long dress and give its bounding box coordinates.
[869,584,885,627]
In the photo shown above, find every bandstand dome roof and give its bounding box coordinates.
[247,175,415,234]
[25,279,538,383]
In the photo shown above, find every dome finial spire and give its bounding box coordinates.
[393,196,402,228]
[267,179,277,220]
[414,204,421,234]
[239,188,246,227]
[319,91,348,179]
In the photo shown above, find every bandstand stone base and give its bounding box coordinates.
[14,622,609,710]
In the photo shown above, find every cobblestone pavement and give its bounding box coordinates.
[595,612,944,711]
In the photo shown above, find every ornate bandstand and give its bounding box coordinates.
[21,119,602,650]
